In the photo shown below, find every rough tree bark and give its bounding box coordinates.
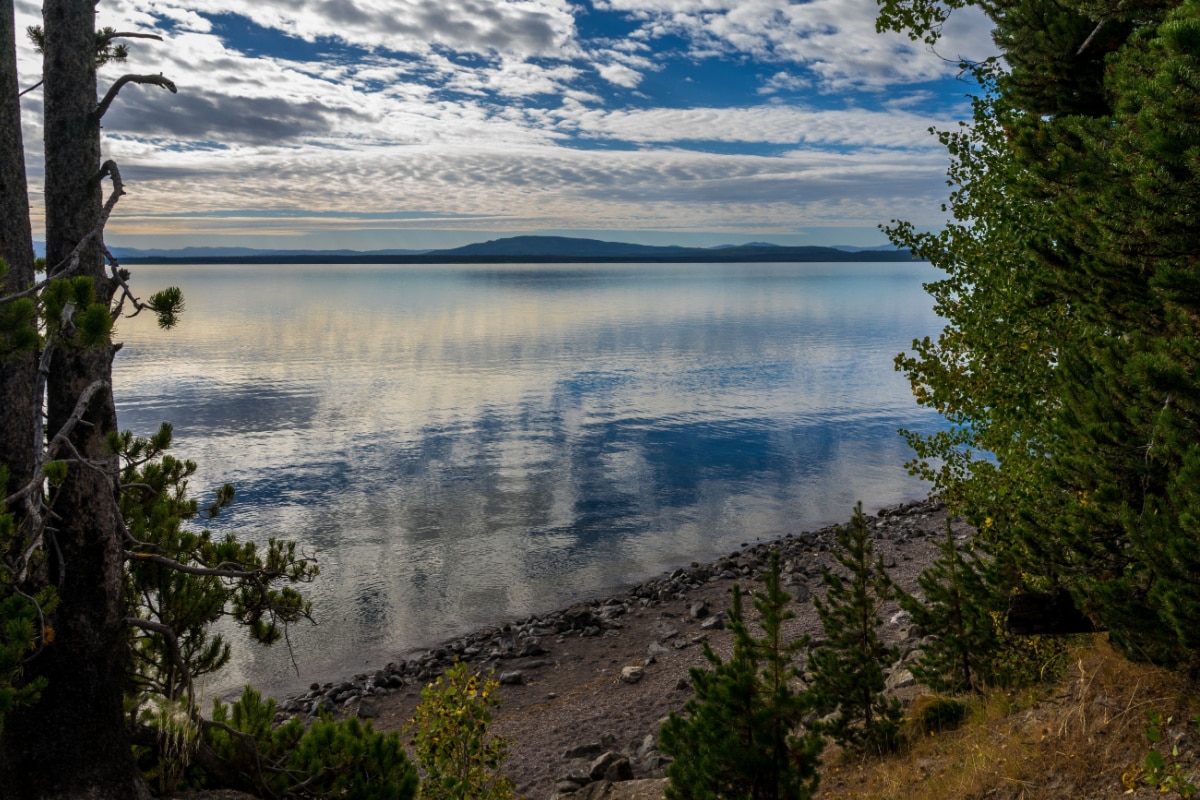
[0,0,151,796]
[0,0,37,501]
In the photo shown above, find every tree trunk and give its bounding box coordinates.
[0,0,37,500]
[0,0,149,796]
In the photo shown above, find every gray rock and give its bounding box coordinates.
[885,668,916,692]
[589,751,622,781]
[620,666,645,684]
[788,582,812,603]
[518,641,546,658]
[575,781,613,800]
[604,757,634,782]
[650,622,679,641]
[498,670,525,685]
[647,642,672,658]
[688,601,709,619]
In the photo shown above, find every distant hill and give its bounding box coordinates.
[709,241,780,250]
[434,235,695,258]
[76,235,917,264]
[828,244,902,253]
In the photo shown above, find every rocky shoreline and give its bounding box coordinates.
[281,497,948,717]
[268,496,965,799]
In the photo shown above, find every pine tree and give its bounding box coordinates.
[879,0,1200,670]
[659,553,823,800]
[897,524,1000,693]
[809,504,903,755]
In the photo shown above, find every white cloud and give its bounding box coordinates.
[597,62,642,88]
[11,0,976,246]
[103,0,581,58]
[98,138,952,244]
[548,105,952,148]
[595,0,997,90]
[758,71,809,94]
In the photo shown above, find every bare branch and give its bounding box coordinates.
[1076,20,1106,55]
[106,247,142,320]
[31,341,54,479]
[96,31,163,46]
[94,73,176,121]
[9,585,53,663]
[127,617,194,711]
[0,276,47,307]
[2,162,126,304]
[18,78,42,98]
[9,379,110,582]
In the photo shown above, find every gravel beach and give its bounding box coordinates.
[268,497,966,799]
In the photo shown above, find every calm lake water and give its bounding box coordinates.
[112,261,946,699]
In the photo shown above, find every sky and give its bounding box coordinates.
[13,0,999,251]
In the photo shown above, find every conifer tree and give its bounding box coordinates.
[809,504,902,755]
[659,553,823,800]
[897,524,999,693]
[879,0,1200,670]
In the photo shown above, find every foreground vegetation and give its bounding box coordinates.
[819,637,1200,800]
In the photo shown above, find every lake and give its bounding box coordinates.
[112,260,946,699]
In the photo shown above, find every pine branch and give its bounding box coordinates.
[124,551,276,581]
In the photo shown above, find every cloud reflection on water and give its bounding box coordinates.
[113,261,945,697]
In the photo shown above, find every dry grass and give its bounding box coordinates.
[817,636,1200,799]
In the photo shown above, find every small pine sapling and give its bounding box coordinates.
[659,552,823,800]
[809,503,903,755]
[897,522,999,693]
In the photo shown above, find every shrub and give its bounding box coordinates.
[904,695,969,740]
[204,686,417,800]
[407,661,515,800]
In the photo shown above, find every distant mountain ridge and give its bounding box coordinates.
[34,235,912,264]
